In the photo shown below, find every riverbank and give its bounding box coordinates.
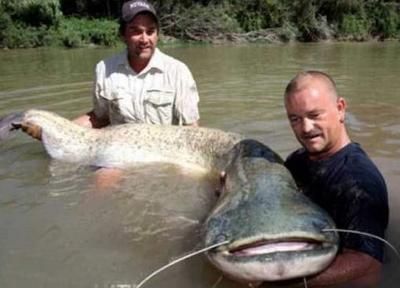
[1,1,399,49]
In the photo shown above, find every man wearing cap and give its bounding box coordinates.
[73,0,200,128]
[18,0,199,189]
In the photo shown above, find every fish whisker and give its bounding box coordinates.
[303,277,308,288]
[211,275,224,288]
[322,228,400,259]
[135,240,230,288]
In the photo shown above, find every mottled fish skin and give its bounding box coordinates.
[0,109,338,283]
[0,109,243,170]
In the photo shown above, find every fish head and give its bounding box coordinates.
[203,139,339,283]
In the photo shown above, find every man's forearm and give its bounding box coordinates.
[72,110,109,128]
[184,120,199,127]
[306,249,382,288]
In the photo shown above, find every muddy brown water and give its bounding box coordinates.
[0,42,399,287]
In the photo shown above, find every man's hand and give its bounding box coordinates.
[21,122,42,140]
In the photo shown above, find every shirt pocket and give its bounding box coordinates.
[144,89,175,124]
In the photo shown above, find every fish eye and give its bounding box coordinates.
[215,171,227,197]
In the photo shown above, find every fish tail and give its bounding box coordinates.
[0,112,25,140]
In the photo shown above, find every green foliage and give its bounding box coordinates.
[0,7,12,33]
[226,0,291,32]
[0,0,62,27]
[1,0,400,48]
[161,3,241,41]
[0,13,118,48]
[366,1,400,38]
[319,0,365,21]
[339,14,371,40]
[0,2,55,48]
[290,0,319,41]
[0,22,55,48]
[58,17,119,47]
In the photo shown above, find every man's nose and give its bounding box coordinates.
[138,32,148,42]
[302,118,314,133]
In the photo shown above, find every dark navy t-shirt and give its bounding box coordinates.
[284,143,389,262]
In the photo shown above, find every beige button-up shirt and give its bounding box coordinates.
[93,48,200,125]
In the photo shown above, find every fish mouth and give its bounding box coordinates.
[210,232,336,258]
[207,234,338,282]
[226,237,324,257]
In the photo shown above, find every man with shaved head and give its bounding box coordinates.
[284,71,389,287]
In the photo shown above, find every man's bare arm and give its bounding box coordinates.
[306,248,382,288]
[72,110,109,128]
[184,120,199,127]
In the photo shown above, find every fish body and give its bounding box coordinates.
[0,109,242,171]
[0,109,338,283]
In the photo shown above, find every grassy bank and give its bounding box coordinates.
[0,0,399,49]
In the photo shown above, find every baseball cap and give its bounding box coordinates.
[121,0,157,23]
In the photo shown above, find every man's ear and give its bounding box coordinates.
[337,97,346,123]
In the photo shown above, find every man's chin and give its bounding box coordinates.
[302,141,319,151]
[138,49,154,58]
[302,142,324,156]
[129,48,153,61]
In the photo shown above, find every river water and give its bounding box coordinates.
[0,42,399,288]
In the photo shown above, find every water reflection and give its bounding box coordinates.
[0,42,399,287]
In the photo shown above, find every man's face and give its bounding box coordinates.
[122,13,158,63]
[285,78,346,160]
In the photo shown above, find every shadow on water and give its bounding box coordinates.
[0,42,400,287]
